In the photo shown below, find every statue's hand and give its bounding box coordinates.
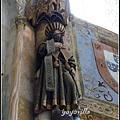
[55,42,63,49]
[70,67,76,76]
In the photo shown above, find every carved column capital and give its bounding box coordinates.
[15,16,27,27]
[15,0,27,27]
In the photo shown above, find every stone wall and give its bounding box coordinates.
[15,25,35,120]
[2,0,35,120]
[2,0,17,119]
[70,16,118,119]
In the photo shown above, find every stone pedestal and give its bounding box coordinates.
[35,111,51,120]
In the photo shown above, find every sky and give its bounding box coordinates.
[69,0,119,34]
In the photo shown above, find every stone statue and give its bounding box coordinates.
[34,22,80,120]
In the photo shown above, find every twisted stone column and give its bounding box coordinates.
[8,16,26,120]
[8,0,35,120]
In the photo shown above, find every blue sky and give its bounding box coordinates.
[69,0,119,34]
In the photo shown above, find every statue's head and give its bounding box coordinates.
[45,22,65,42]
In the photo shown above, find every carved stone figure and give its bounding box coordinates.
[34,22,80,119]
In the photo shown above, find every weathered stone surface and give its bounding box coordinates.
[2,74,10,120]
[36,23,48,49]
[18,96,34,120]
[2,25,10,42]
[1,40,7,73]
[20,73,34,97]
[2,1,17,120]
[35,111,51,120]
[4,25,16,75]
[6,22,35,120]
[2,1,10,29]
[73,17,118,44]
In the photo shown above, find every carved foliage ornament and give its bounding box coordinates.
[25,0,67,27]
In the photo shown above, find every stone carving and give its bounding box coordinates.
[25,1,81,119]
[15,0,27,27]
[25,0,68,26]
[15,0,26,16]
[15,16,27,27]
[34,22,80,120]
